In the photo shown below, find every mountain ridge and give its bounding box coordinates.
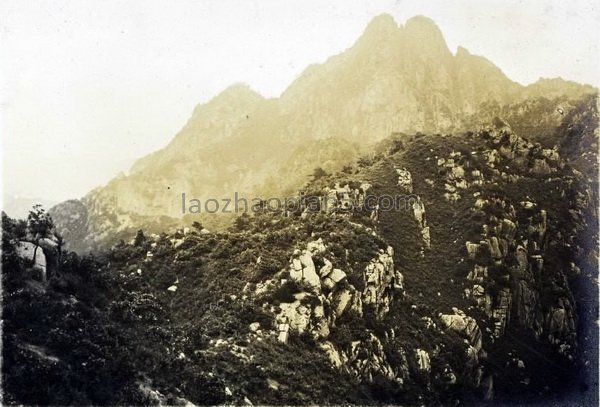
[5,94,598,404]
[49,14,597,253]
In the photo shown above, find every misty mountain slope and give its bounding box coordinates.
[49,14,596,253]
[6,95,597,405]
[280,15,519,136]
[131,83,266,173]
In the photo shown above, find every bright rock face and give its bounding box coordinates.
[346,333,397,381]
[396,167,413,193]
[330,284,363,318]
[440,308,483,353]
[412,198,426,227]
[276,293,319,335]
[321,267,347,290]
[284,240,404,327]
[415,348,431,372]
[320,334,399,383]
[289,243,322,290]
[421,226,431,249]
[363,247,403,319]
[16,241,47,282]
[264,236,406,383]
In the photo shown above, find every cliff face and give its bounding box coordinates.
[279,15,518,139]
[356,98,598,402]
[49,14,595,253]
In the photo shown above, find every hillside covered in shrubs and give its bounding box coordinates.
[2,94,598,405]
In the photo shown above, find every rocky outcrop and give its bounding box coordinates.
[256,236,406,384]
[322,183,372,213]
[437,151,472,201]
[546,297,576,345]
[396,167,413,193]
[421,226,431,249]
[439,308,483,353]
[513,279,542,336]
[289,249,322,291]
[397,169,430,251]
[415,348,431,372]
[363,247,404,319]
[275,292,330,339]
[288,238,330,289]
[16,241,47,281]
[283,240,402,325]
[449,125,586,364]
[412,197,426,227]
[346,333,397,382]
[465,194,564,340]
[38,237,60,276]
[491,288,512,337]
[320,333,399,383]
[467,264,488,283]
[329,283,363,318]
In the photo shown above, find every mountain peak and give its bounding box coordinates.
[456,46,471,57]
[216,83,264,101]
[404,15,439,30]
[402,15,450,55]
[356,14,451,57]
[192,83,264,114]
[362,13,399,39]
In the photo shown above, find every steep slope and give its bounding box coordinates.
[50,14,596,253]
[131,83,266,174]
[280,15,519,138]
[6,96,597,405]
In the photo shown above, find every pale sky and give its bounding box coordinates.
[2,0,599,203]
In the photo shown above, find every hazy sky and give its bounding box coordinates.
[2,0,599,203]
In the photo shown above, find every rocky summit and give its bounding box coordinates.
[2,12,599,407]
[49,14,595,254]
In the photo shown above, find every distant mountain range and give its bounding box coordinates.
[49,14,596,252]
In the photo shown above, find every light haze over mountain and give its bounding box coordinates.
[2,7,599,405]
[47,14,596,251]
[2,0,599,208]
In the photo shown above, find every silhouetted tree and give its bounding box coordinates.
[133,229,146,247]
[312,167,328,180]
[27,204,54,265]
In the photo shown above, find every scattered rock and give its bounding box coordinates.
[415,348,431,372]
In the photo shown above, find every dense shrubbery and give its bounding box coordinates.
[1,211,236,405]
[2,215,140,405]
[2,96,597,405]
